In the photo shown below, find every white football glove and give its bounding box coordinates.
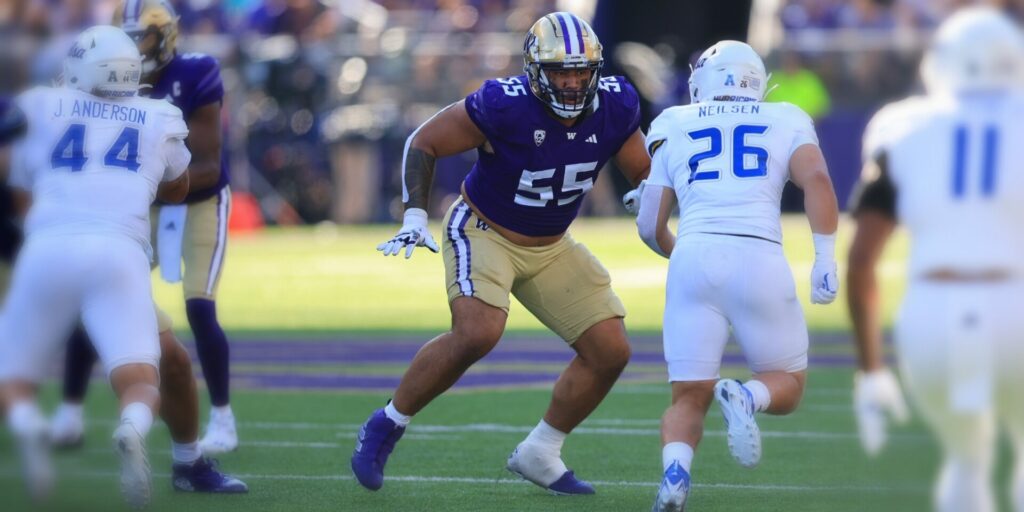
[377,208,439,259]
[810,233,839,304]
[854,368,910,457]
[622,179,646,215]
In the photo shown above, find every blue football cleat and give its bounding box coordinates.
[172,457,249,493]
[651,461,690,512]
[506,444,596,495]
[351,408,405,491]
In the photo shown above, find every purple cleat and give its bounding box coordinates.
[172,457,249,493]
[351,408,405,491]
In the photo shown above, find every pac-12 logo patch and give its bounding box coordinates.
[534,129,546,146]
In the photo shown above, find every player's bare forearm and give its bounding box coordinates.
[186,159,220,191]
[847,211,896,372]
[157,172,190,204]
[403,147,436,211]
[790,144,838,234]
[184,103,223,191]
[803,172,838,235]
[614,128,651,186]
[402,101,487,211]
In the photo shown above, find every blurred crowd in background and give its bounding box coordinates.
[0,0,1017,225]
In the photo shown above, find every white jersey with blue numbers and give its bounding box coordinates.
[9,86,190,254]
[646,100,819,244]
[863,93,1024,278]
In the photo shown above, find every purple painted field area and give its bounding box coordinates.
[173,333,857,392]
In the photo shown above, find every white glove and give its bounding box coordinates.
[623,179,646,215]
[854,368,910,457]
[810,233,839,304]
[377,208,439,259]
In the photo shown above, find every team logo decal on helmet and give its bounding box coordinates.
[523,12,604,119]
[113,0,180,76]
[63,26,143,99]
[689,41,768,104]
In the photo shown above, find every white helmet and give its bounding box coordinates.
[921,6,1024,95]
[63,25,142,99]
[689,41,768,104]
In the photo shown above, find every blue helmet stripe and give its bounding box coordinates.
[556,14,573,55]
[569,14,585,56]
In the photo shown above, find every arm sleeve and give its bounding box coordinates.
[162,137,191,182]
[850,152,897,220]
[645,114,674,188]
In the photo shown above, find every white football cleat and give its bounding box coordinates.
[651,461,690,512]
[714,379,762,468]
[506,441,595,495]
[199,408,238,455]
[16,421,55,502]
[112,422,151,510]
[49,403,86,450]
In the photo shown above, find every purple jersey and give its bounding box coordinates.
[143,52,227,203]
[463,74,641,237]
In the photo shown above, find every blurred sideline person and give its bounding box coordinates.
[0,26,189,507]
[635,41,839,511]
[352,12,650,494]
[848,8,1024,512]
[55,0,239,455]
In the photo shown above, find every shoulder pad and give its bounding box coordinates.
[862,96,931,161]
[598,76,639,110]
[477,76,530,112]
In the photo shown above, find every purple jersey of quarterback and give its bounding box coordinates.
[142,52,228,204]
[463,74,641,237]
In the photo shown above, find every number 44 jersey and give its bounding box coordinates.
[463,74,641,237]
[645,100,818,244]
[9,86,191,253]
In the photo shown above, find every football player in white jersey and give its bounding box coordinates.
[847,8,1024,512]
[633,41,839,511]
[0,26,190,507]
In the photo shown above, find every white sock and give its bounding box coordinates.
[744,380,771,413]
[662,442,694,474]
[523,419,567,454]
[55,402,84,421]
[8,401,46,436]
[211,405,234,420]
[172,441,202,465]
[384,401,412,427]
[120,402,154,438]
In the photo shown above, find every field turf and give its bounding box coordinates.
[2,217,970,511]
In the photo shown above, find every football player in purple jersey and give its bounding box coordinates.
[53,0,242,461]
[352,12,651,495]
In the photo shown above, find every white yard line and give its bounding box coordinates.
[0,469,923,494]
[82,418,926,442]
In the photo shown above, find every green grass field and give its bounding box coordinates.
[2,217,963,512]
[151,215,910,334]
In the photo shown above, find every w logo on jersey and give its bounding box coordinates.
[567,132,576,140]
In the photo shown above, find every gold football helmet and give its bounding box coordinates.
[112,0,179,76]
[523,12,604,119]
